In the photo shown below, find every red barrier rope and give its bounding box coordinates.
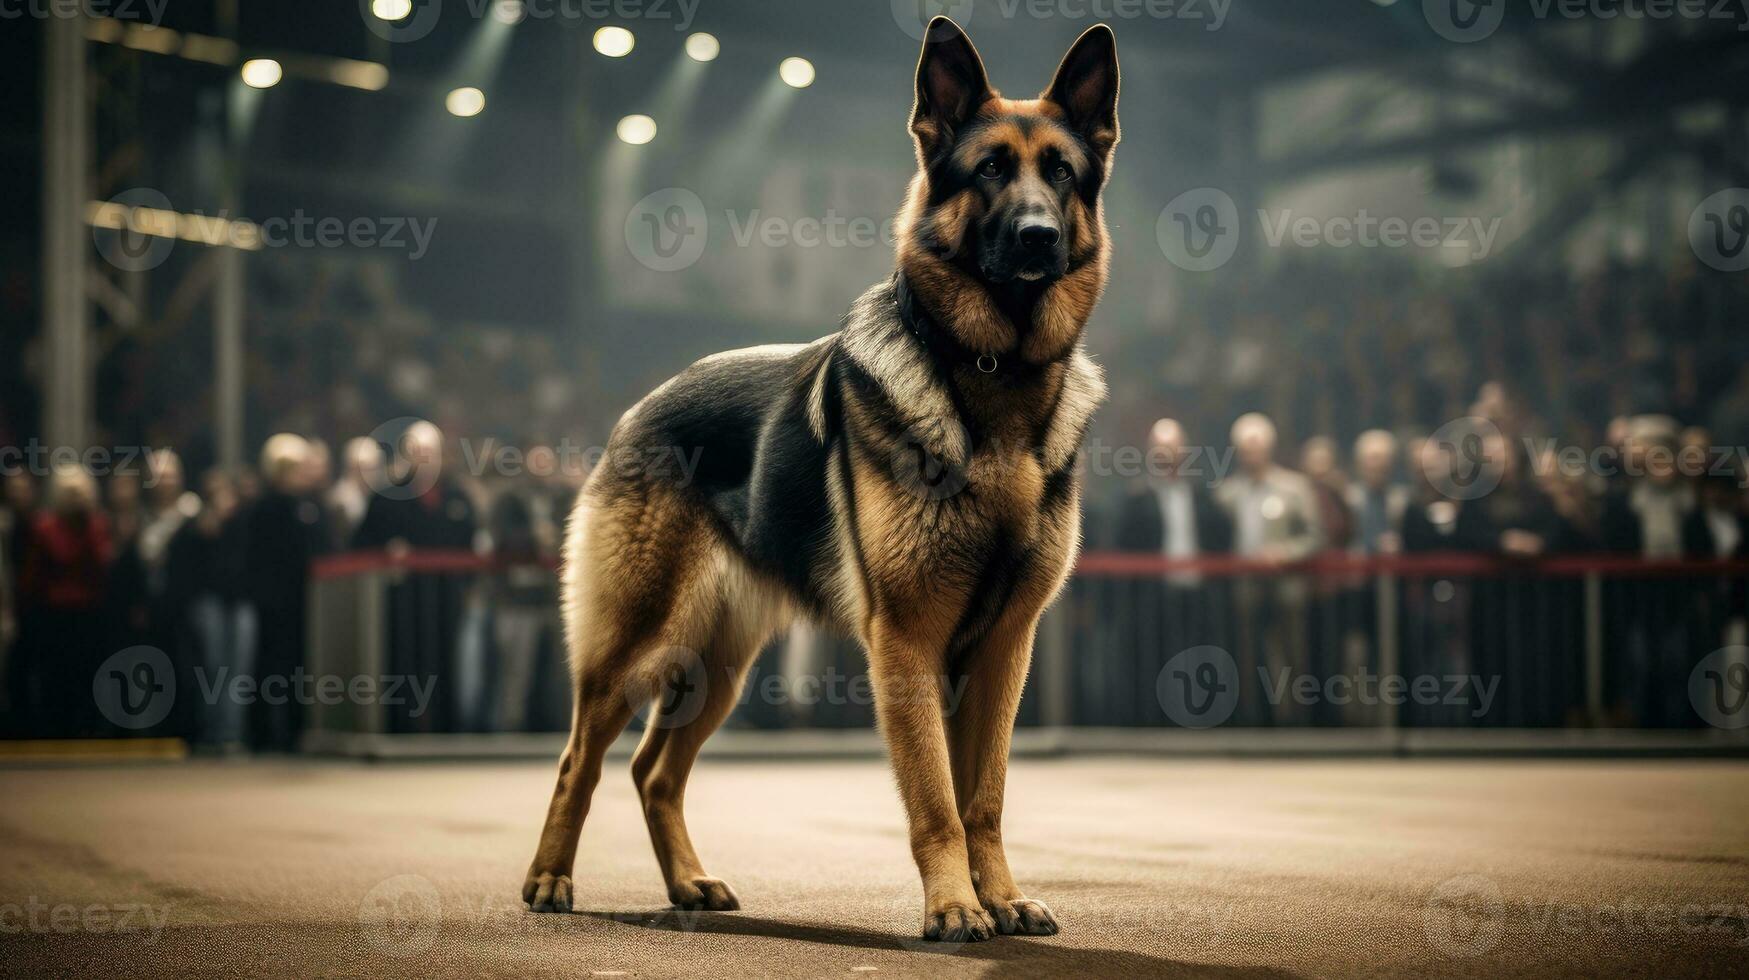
[1076,551,1749,578]
[309,549,544,580]
[310,548,1749,582]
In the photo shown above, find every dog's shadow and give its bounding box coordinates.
[580,909,1302,978]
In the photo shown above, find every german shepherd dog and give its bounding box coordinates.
[524,17,1118,943]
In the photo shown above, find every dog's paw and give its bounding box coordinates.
[983,896,1058,936]
[923,902,996,943]
[523,870,573,913]
[669,875,740,911]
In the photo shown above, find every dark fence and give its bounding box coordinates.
[304,551,1749,741]
[1062,553,1749,731]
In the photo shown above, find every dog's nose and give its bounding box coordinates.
[1017,220,1060,250]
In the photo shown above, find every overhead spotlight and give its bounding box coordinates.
[684,32,719,62]
[779,56,815,89]
[446,86,486,117]
[491,0,526,24]
[593,26,634,57]
[616,114,656,145]
[240,58,283,89]
[371,0,413,21]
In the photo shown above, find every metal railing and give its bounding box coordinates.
[1051,553,1749,732]
[303,550,1749,747]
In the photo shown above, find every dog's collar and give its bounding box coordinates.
[891,273,1042,382]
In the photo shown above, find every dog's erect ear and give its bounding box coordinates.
[1043,24,1119,156]
[911,17,991,159]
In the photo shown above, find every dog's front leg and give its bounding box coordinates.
[945,611,1060,936]
[868,619,995,943]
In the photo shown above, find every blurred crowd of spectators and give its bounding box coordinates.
[3,256,1748,741]
[4,380,1745,743]
[1106,399,1749,563]
[1092,396,1747,726]
[0,423,583,748]
[1074,256,1749,727]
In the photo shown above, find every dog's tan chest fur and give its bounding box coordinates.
[838,356,1082,654]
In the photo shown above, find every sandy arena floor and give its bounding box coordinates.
[1,757,1745,978]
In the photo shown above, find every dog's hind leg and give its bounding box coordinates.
[631,557,786,912]
[523,487,703,913]
[629,643,757,911]
[523,670,639,912]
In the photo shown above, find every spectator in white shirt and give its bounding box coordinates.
[1216,414,1322,725]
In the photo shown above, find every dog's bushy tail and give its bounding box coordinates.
[558,492,594,680]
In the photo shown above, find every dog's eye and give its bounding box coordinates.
[1050,163,1073,183]
[977,159,1004,180]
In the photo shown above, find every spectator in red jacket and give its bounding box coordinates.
[16,464,113,736]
